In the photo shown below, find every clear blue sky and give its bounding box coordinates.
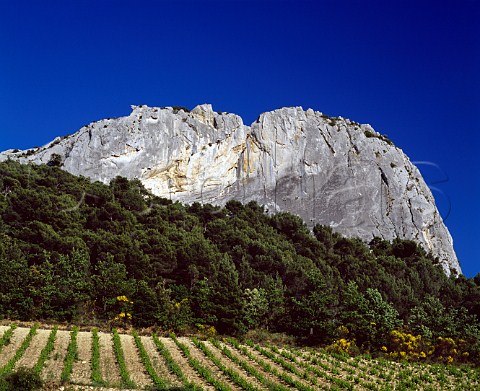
[1,0,479,276]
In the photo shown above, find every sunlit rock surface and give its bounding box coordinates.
[0,104,461,275]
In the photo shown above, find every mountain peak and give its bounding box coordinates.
[0,105,461,275]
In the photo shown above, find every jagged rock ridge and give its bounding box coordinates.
[0,104,461,275]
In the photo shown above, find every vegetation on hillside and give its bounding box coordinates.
[0,160,479,364]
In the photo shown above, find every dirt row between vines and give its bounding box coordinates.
[0,325,479,390]
[0,326,219,390]
[0,326,331,390]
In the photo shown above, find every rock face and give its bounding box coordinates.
[0,104,461,275]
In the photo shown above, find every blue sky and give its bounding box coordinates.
[1,0,479,276]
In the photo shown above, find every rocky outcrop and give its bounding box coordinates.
[0,104,461,275]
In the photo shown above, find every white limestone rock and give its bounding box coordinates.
[0,104,461,275]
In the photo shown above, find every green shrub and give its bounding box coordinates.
[47,153,62,167]
[364,130,393,145]
[172,106,190,113]
[3,367,43,390]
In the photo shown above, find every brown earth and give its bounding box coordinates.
[140,335,183,388]
[223,341,296,390]
[0,324,479,390]
[242,344,322,390]
[97,331,121,387]
[118,333,152,388]
[204,340,268,391]
[15,328,50,369]
[180,337,242,391]
[71,330,93,385]
[161,337,215,391]
[41,329,70,382]
[0,325,9,339]
[0,326,30,368]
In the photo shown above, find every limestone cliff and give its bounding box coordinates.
[0,104,461,275]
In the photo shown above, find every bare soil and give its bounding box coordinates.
[140,335,183,388]
[0,326,30,368]
[224,341,296,390]
[15,328,50,369]
[204,340,269,391]
[0,325,8,339]
[180,337,243,391]
[243,344,322,390]
[71,330,93,385]
[298,349,380,388]
[1,323,478,390]
[41,329,70,382]
[118,333,152,388]
[97,331,121,387]
[161,336,215,391]
[42,384,137,391]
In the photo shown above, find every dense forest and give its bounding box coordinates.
[0,160,479,364]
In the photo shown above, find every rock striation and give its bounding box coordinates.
[0,104,461,275]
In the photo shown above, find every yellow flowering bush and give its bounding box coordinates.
[387,329,471,364]
[112,295,133,326]
[171,297,187,310]
[326,338,358,356]
[433,336,470,364]
[114,312,132,321]
[116,295,134,304]
[387,329,430,361]
[196,323,217,338]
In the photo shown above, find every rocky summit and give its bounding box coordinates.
[0,104,461,275]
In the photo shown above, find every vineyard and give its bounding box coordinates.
[0,324,479,390]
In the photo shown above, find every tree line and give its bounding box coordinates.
[0,160,479,363]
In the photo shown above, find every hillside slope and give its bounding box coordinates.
[1,160,480,358]
[0,104,460,275]
[0,324,479,390]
